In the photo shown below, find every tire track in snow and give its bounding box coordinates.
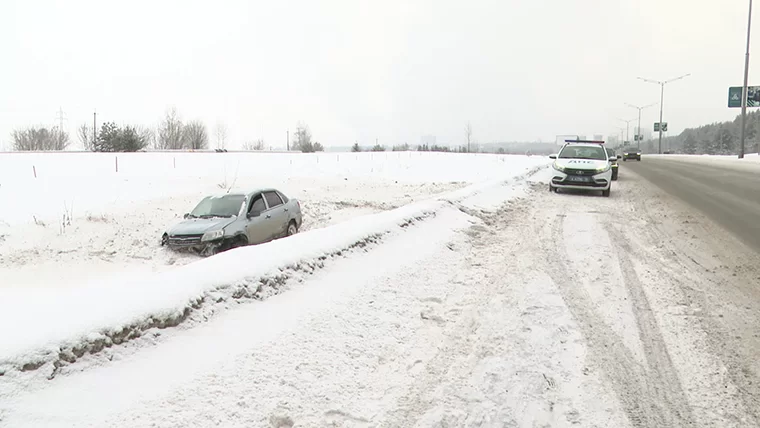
[622,180,760,426]
[381,192,633,427]
[540,205,696,427]
[604,221,696,426]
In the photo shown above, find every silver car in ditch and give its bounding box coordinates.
[161,188,303,256]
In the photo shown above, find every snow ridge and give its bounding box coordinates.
[0,212,434,381]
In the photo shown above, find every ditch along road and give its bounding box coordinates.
[2,168,759,427]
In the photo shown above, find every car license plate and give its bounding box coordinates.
[567,176,590,182]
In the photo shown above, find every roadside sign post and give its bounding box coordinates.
[740,0,754,158]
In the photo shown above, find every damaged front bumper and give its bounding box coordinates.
[161,234,223,256]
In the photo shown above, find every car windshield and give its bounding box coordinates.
[625,148,638,152]
[188,195,245,218]
[558,145,606,160]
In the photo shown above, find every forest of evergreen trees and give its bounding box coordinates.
[656,110,760,155]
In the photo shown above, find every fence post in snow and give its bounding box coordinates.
[32,165,37,178]
[115,156,118,173]
[173,157,176,169]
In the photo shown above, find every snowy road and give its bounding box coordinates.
[626,156,760,251]
[3,167,760,427]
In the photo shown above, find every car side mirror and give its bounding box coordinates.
[617,155,622,159]
[247,211,261,218]
[183,213,190,219]
[549,154,557,159]
[609,156,617,161]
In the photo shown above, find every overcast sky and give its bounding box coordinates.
[0,0,754,150]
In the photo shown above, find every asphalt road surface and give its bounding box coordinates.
[624,156,760,252]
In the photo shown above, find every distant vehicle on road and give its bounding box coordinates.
[622,147,641,161]
[605,147,621,180]
[161,188,303,256]
[548,140,615,197]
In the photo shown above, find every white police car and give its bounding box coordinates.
[548,139,616,197]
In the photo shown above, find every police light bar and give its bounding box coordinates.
[564,139,605,144]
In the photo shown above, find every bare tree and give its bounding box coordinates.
[12,126,70,151]
[214,122,228,150]
[242,139,265,151]
[293,122,314,152]
[465,122,473,153]
[183,120,209,150]
[78,124,94,151]
[157,107,185,150]
[138,126,155,150]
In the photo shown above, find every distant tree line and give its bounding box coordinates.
[10,108,328,153]
[658,110,760,155]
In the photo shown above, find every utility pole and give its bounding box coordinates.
[55,107,67,144]
[625,102,658,150]
[740,0,754,158]
[286,129,289,151]
[637,73,690,154]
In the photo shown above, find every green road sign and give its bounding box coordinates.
[661,122,668,132]
[728,86,760,108]
[654,122,659,132]
[654,122,668,132]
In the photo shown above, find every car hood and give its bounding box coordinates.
[167,217,236,236]
[554,159,609,170]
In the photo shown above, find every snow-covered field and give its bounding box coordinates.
[0,151,544,289]
[0,151,549,376]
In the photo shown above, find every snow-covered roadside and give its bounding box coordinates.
[0,165,547,382]
[0,167,628,428]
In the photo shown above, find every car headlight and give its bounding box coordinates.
[637,152,641,155]
[594,164,611,173]
[201,229,224,242]
[552,161,566,172]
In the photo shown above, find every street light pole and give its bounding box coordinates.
[616,118,636,144]
[625,102,658,150]
[637,73,691,154]
[740,0,753,159]
[615,127,625,147]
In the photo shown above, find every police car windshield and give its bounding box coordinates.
[558,145,606,160]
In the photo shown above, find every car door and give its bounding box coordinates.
[245,193,271,244]
[262,191,288,239]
